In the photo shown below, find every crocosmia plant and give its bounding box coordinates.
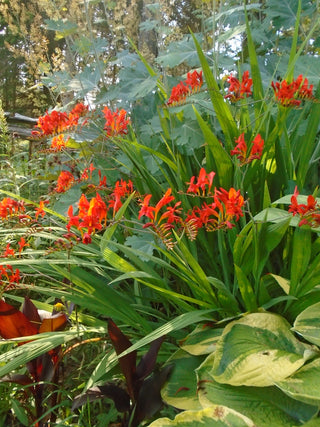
[2,2,320,426]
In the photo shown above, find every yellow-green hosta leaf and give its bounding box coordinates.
[293,302,320,346]
[196,353,318,427]
[275,357,320,406]
[161,349,204,410]
[149,405,256,427]
[211,312,315,387]
[179,324,223,356]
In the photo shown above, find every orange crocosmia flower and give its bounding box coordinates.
[185,70,203,91]
[70,103,88,117]
[215,187,245,221]
[35,200,49,221]
[138,194,154,220]
[225,70,253,102]
[2,243,15,257]
[51,134,69,151]
[103,106,130,137]
[231,133,264,165]
[187,168,215,195]
[167,81,190,105]
[36,110,70,136]
[55,170,75,193]
[18,237,29,254]
[0,197,25,220]
[87,193,108,224]
[271,74,313,108]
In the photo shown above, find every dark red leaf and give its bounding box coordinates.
[107,318,137,401]
[135,336,165,381]
[0,374,33,386]
[132,365,173,427]
[0,299,38,339]
[22,297,41,330]
[72,384,130,413]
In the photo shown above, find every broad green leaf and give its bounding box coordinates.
[161,349,204,410]
[197,353,318,427]
[275,357,320,406]
[211,312,314,387]
[149,405,256,426]
[293,302,320,346]
[179,324,223,356]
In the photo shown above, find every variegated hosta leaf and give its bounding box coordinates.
[211,312,315,386]
[275,357,320,406]
[293,301,320,346]
[196,353,318,427]
[160,349,204,410]
[179,324,223,356]
[148,405,256,426]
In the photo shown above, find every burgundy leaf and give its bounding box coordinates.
[107,318,137,401]
[132,365,174,427]
[0,374,33,386]
[22,296,41,330]
[0,299,38,339]
[72,384,130,413]
[135,336,165,381]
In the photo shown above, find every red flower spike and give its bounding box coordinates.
[231,133,264,165]
[187,168,215,196]
[103,106,130,137]
[55,170,75,193]
[35,200,49,221]
[225,71,253,102]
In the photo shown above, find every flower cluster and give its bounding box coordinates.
[167,70,203,105]
[224,71,253,102]
[50,134,70,151]
[66,179,134,244]
[271,75,314,107]
[289,187,320,227]
[103,106,130,137]
[0,197,25,220]
[0,265,20,295]
[138,168,244,247]
[231,133,264,165]
[1,237,29,258]
[55,171,75,193]
[33,103,89,137]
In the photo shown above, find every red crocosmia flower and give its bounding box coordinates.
[50,134,69,151]
[70,102,88,116]
[103,106,130,137]
[295,75,314,99]
[187,168,215,196]
[289,186,320,227]
[154,189,175,219]
[18,237,29,254]
[225,70,253,102]
[159,202,182,224]
[0,197,25,220]
[87,193,107,224]
[185,70,203,91]
[82,232,92,244]
[0,265,20,292]
[138,194,154,220]
[66,205,80,231]
[167,81,190,105]
[271,74,313,107]
[78,194,90,217]
[36,110,70,136]
[2,243,15,257]
[35,200,49,221]
[215,187,245,221]
[55,170,75,193]
[231,133,264,165]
